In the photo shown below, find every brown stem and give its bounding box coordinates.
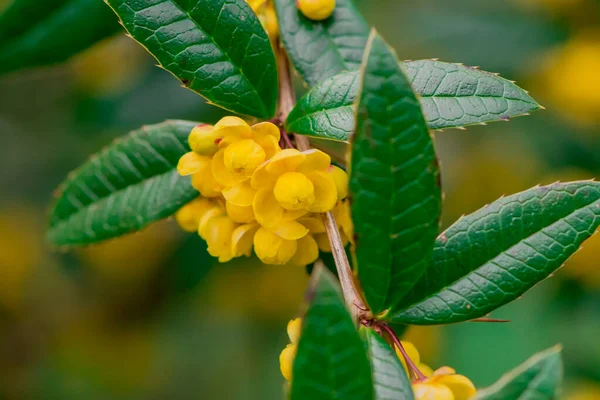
[381,324,426,381]
[275,40,369,323]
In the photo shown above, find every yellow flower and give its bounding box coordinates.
[297,0,336,21]
[174,198,214,232]
[280,318,302,381]
[413,367,476,400]
[252,149,339,228]
[188,123,219,156]
[252,216,322,266]
[247,0,266,12]
[211,118,281,190]
[177,151,222,198]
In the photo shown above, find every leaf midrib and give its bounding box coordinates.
[108,0,269,116]
[49,168,180,231]
[393,187,600,315]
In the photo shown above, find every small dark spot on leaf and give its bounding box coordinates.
[181,79,190,86]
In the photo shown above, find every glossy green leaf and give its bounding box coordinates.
[285,61,541,140]
[0,0,120,74]
[48,120,199,247]
[363,328,414,400]
[291,267,373,400]
[390,181,600,325]
[474,346,563,400]
[105,0,277,118]
[274,0,370,87]
[350,33,442,315]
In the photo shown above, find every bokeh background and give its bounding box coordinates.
[1,0,599,398]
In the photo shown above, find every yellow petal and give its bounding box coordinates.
[333,200,354,241]
[306,171,338,212]
[274,172,316,211]
[297,149,331,173]
[247,0,266,12]
[252,121,281,141]
[327,165,349,199]
[212,116,252,141]
[231,223,259,257]
[174,198,213,232]
[290,235,319,266]
[177,152,205,176]
[251,160,278,189]
[188,124,219,156]
[266,149,306,175]
[279,344,297,381]
[191,160,223,198]
[434,367,457,377]
[226,202,255,224]
[412,383,455,400]
[273,220,310,240]
[314,233,332,252]
[222,182,257,207]
[254,133,281,160]
[253,188,284,229]
[287,318,302,344]
[224,139,266,177]
[198,207,224,239]
[204,215,236,262]
[298,216,326,234]
[254,227,297,265]
[419,363,435,378]
[283,209,308,221]
[265,4,279,38]
[212,149,246,187]
[437,375,476,400]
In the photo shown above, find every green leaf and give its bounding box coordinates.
[105,0,277,118]
[390,181,600,325]
[285,61,541,140]
[474,346,563,400]
[350,33,442,314]
[48,120,199,247]
[363,328,414,400]
[274,0,370,87]
[0,0,121,74]
[291,267,373,400]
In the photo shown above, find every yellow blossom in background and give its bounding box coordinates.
[72,35,150,96]
[0,206,41,312]
[566,382,600,399]
[76,220,181,284]
[539,30,600,125]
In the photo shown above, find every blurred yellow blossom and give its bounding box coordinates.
[540,30,600,124]
[280,318,302,381]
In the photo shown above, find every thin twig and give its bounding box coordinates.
[275,40,369,322]
[381,324,426,381]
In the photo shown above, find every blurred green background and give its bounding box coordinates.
[0,0,599,398]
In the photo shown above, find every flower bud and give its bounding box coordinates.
[189,124,220,156]
[297,0,335,21]
[279,344,297,381]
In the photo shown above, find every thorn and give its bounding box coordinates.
[455,126,467,130]
[470,318,511,323]
[539,105,547,110]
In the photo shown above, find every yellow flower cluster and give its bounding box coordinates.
[247,0,279,39]
[397,341,476,400]
[175,117,351,266]
[278,321,476,400]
